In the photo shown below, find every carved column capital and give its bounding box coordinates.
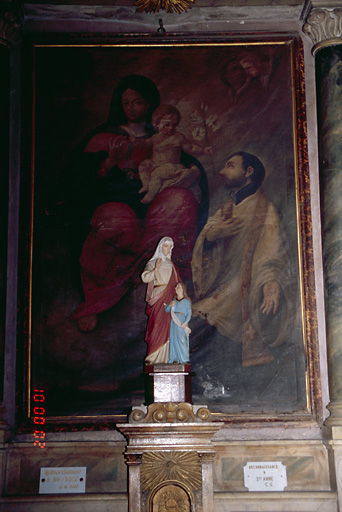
[0,5,23,48]
[303,7,342,54]
[125,453,143,466]
[198,451,216,464]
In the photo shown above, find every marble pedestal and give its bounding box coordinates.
[144,363,192,404]
[119,363,223,511]
[117,403,223,512]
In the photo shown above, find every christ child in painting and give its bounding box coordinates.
[165,282,192,364]
[137,104,212,204]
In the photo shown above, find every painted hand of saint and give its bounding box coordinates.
[260,280,280,314]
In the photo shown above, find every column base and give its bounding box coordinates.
[325,402,342,427]
[0,405,11,443]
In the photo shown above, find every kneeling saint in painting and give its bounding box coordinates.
[191,151,293,367]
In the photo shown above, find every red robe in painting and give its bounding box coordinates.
[72,131,199,320]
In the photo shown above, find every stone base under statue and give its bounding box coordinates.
[117,363,223,510]
[118,401,223,512]
[144,363,192,404]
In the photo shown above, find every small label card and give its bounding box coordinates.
[39,467,86,494]
[244,461,287,492]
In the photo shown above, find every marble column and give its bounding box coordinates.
[0,6,22,441]
[0,41,10,430]
[303,6,342,427]
[0,10,22,507]
[303,6,342,510]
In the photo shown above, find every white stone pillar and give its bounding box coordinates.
[198,451,216,512]
[125,453,142,512]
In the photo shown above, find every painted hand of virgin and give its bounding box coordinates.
[108,136,128,162]
[260,280,280,315]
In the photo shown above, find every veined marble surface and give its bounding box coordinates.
[316,44,342,412]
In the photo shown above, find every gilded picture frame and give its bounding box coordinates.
[17,33,321,431]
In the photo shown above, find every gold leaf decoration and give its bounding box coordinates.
[134,0,195,14]
[196,406,211,422]
[141,451,202,491]
[156,488,190,511]
[130,407,147,422]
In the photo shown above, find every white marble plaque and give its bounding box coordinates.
[39,467,86,494]
[243,461,287,491]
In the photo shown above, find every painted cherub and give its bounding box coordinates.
[136,104,212,204]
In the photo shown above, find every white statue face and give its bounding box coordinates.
[161,243,172,256]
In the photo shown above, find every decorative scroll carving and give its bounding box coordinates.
[141,451,201,491]
[129,402,211,424]
[0,5,23,47]
[134,0,194,14]
[303,7,342,48]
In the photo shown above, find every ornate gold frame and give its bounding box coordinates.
[17,33,321,432]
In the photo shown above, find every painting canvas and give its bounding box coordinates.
[22,37,318,426]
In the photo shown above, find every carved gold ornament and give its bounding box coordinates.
[129,402,211,423]
[141,451,202,491]
[134,0,195,14]
[154,487,190,512]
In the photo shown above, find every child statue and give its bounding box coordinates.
[165,282,192,364]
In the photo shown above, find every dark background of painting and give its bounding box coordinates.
[30,42,306,419]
